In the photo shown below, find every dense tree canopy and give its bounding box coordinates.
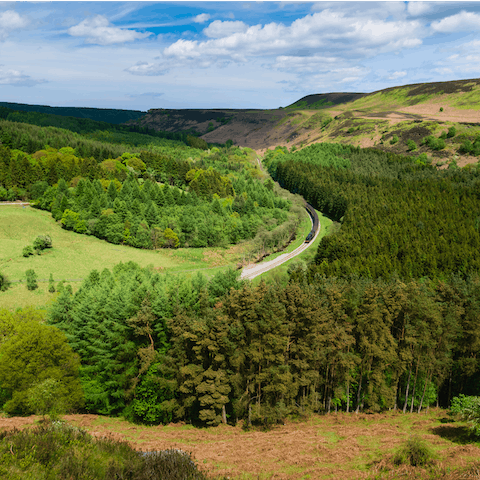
[267,143,480,280]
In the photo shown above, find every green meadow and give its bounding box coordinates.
[0,205,245,309]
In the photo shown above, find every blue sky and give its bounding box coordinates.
[1,1,480,111]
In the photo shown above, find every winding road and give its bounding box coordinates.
[240,209,320,281]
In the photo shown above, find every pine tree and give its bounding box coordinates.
[48,273,55,293]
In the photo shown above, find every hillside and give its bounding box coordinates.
[129,78,480,167]
[0,102,145,124]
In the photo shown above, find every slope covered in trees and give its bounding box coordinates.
[266,143,480,280]
[0,102,145,123]
[39,262,480,426]
[0,116,296,251]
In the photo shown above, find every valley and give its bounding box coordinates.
[0,77,480,480]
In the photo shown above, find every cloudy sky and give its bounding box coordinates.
[1,1,480,111]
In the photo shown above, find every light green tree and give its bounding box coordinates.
[0,321,84,416]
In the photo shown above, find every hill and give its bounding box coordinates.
[286,92,367,109]
[129,78,480,168]
[0,102,145,124]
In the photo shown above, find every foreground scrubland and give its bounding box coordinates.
[1,410,480,480]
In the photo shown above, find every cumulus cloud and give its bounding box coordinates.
[159,10,423,69]
[193,13,211,24]
[0,10,28,41]
[204,20,248,38]
[127,7,425,89]
[68,15,152,45]
[407,2,432,17]
[124,61,167,76]
[388,71,407,80]
[431,11,480,33]
[0,67,46,86]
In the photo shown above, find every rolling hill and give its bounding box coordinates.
[128,78,480,167]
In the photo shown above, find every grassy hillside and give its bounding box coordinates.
[130,78,480,169]
[345,78,480,111]
[0,205,248,309]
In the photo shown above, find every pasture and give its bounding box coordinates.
[0,205,243,309]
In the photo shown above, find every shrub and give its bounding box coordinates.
[390,135,399,145]
[393,436,435,467]
[33,235,53,251]
[460,140,473,154]
[423,135,445,150]
[440,107,444,112]
[0,271,10,292]
[22,245,34,257]
[7,188,17,201]
[0,422,219,480]
[439,131,447,140]
[25,269,38,290]
[451,395,480,436]
[406,139,417,151]
[447,126,456,138]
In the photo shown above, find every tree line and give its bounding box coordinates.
[2,262,477,427]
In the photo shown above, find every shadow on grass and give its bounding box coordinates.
[431,424,478,445]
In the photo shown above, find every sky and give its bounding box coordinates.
[1,1,480,111]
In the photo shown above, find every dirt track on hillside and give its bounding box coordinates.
[2,412,480,479]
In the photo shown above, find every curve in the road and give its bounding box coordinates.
[240,206,320,281]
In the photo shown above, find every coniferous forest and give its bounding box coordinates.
[1,106,480,431]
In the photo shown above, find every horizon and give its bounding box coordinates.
[2,1,480,111]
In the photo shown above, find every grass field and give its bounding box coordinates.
[0,205,249,309]
[3,409,479,479]
[0,204,320,309]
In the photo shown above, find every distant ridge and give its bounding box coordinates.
[286,92,367,109]
[0,102,145,124]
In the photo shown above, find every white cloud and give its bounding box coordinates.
[68,15,152,45]
[124,61,166,76]
[0,10,28,41]
[431,11,480,33]
[407,2,432,17]
[204,20,248,38]
[272,54,341,73]
[158,11,423,71]
[432,38,480,77]
[193,13,210,24]
[388,71,407,80]
[434,67,454,76]
[0,67,46,86]
[279,66,370,93]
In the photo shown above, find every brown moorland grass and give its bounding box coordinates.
[2,410,480,479]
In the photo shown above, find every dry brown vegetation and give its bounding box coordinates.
[2,410,480,479]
